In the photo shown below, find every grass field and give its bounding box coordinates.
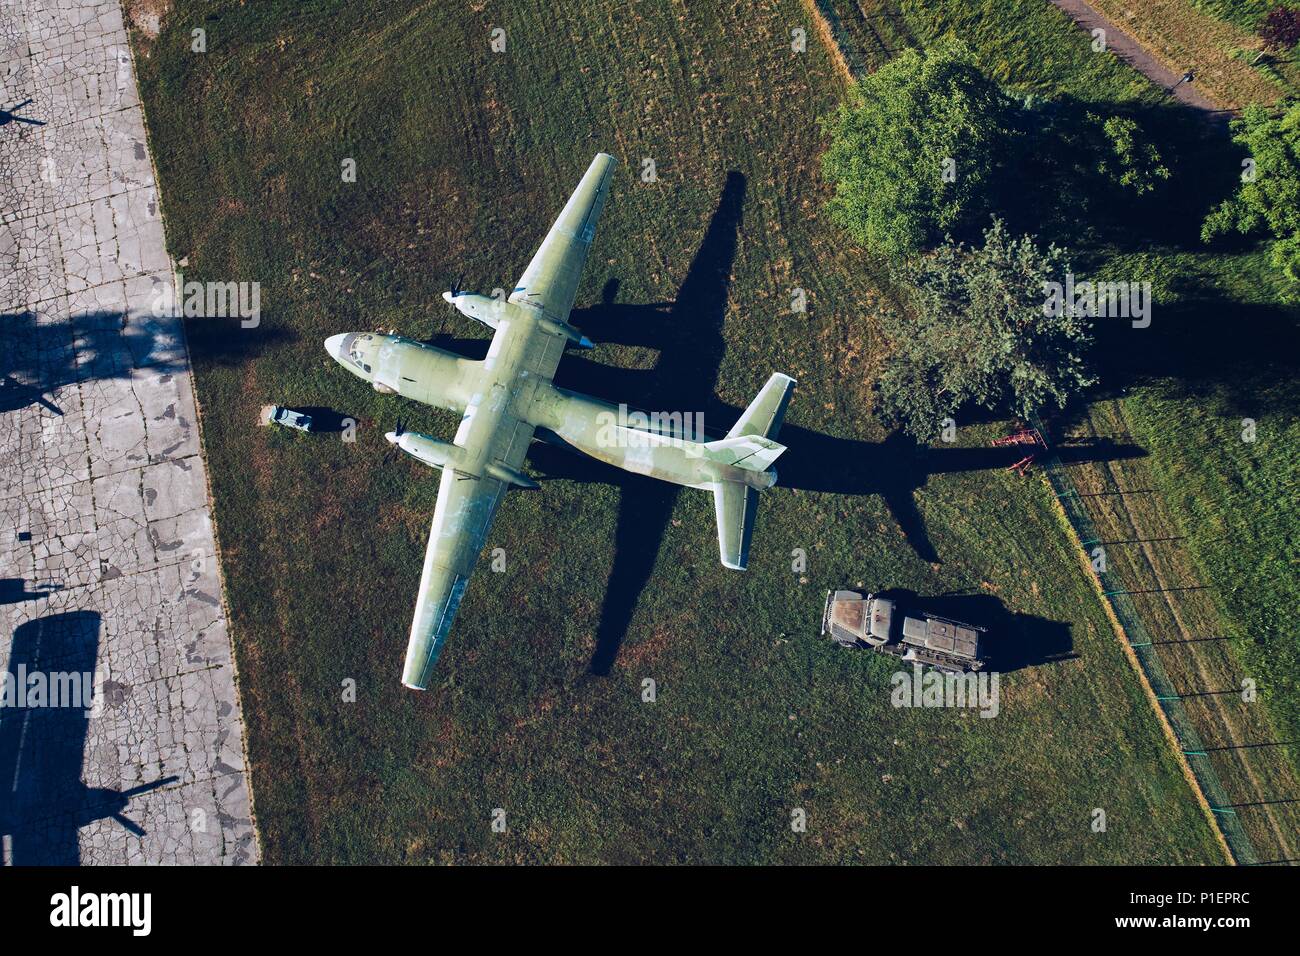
[1085,0,1300,107]
[123,0,1251,863]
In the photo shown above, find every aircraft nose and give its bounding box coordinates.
[324,333,347,361]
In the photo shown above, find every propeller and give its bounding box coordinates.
[382,419,405,465]
[448,273,463,301]
[0,99,43,127]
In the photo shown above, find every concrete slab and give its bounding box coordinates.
[0,0,258,865]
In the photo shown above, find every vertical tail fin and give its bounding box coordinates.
[727,372,796,441]
[712,373,796,570]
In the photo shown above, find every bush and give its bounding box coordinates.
[1259,7,1300,52]
[1094,114,1171,196]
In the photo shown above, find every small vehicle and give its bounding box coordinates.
[822,590,987,673]
[267,406,314,432]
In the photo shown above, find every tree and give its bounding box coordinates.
[821,38,1018,260]
[874,219,1095,440]
[1260,7,1300,53]
[1202,101,1300,288]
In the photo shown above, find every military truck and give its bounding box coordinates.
[822,590,987,673]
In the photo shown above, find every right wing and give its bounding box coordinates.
[402,469,507,688]
[402,413,538,689]
[508,153,617,323]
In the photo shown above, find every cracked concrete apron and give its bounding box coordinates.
[0,0,257,864]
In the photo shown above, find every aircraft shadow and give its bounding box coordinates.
[0,608,176,864]
[511,170,1147,674]
[569,170,746,675]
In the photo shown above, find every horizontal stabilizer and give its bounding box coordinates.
[713,481,759,570]
[703,435,786,472]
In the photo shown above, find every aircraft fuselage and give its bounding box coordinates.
[325,323,772,491]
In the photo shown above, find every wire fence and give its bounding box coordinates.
[1029,412,1259,865]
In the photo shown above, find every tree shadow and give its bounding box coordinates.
[1085,290,1300,418]
[0,610,177,864]
[1002,97,1243,259]
[872,588,1076,673]
[0,309,288,416]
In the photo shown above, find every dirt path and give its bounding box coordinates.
[1048,0,1228,115]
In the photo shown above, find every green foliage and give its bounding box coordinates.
[1202,102,1300,287]
[1094,114,1171,195]
[876,219,1094,439]
[821,38,1018,259]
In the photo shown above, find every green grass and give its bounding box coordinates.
[1106,250,1300,764]
[1191,0,1297,31]
[129,0,1229,863]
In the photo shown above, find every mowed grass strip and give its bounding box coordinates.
[132,0,1221,862]
[1060,399,1299,863]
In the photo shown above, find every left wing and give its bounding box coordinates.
[401,414,536,689]
[508,153,617,323]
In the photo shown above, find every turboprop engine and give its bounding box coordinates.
[442,290,502,330]
[385,425,539,489]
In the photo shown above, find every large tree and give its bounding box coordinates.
[821,38,1018,260]
[1202,101,1300,290]
[874,219,1095,440]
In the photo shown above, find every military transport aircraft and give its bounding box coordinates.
[326,154,795,689]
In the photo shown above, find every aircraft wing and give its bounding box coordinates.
[401,415,536,689]
[508,153,617,323]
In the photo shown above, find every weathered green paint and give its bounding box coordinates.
[325,154,795,688]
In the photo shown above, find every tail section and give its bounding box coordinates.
[727,372,796,441]
[711,373,796,570]
[713,482,759,570]
[702,435,786,472]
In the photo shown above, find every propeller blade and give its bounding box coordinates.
[11,98,32,111]
[15,117,44,126]
[111,812,147,837]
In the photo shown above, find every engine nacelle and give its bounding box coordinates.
[386,430,461,471]
[443,291,502,330]
[384,429,540,488]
